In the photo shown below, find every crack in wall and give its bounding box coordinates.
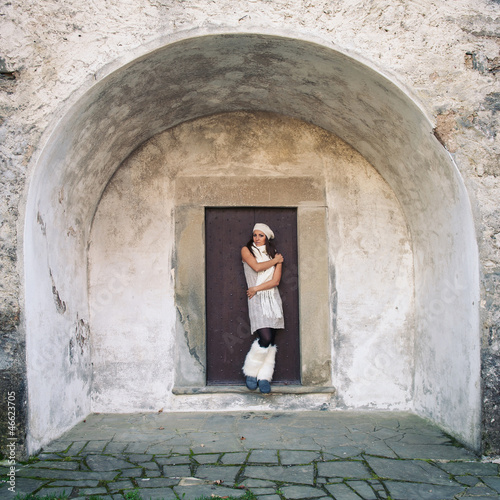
[49,269,66,315]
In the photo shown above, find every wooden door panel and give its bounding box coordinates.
[206,207,300,385]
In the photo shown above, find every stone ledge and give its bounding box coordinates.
[172,385,336,395]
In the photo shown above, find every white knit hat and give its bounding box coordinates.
[253,223,274,240]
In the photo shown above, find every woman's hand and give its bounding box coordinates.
[247,287,258,299]
[274,253,284,264]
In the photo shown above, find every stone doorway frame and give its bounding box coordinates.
[173,176,332,390]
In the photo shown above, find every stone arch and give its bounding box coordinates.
[24,32,480,453]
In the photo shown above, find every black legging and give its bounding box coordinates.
[256,328,276,348]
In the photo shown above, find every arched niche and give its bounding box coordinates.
[88,111,414,415]
[24,32,480,453]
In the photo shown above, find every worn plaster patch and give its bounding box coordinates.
[433,110,458,153]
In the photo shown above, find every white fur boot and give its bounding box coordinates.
[243,339,269,390]
[257,345,277,394]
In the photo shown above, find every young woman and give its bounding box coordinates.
[241,223,284,393]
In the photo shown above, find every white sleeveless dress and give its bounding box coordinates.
[243,261,285,334]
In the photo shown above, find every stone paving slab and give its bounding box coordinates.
[388,442,477,460]
[139,461,160,471]
[3,478,46,497]
[346,480,379,500]
[86,455,138,471]
[195,464,241,484]
[77,486,108,496]
[34,486,73,498]
[15,468,120,481]
[484,477,500,493]
[318,459,373,479]
[464,483,500,496]
[250,486,275,495]
[325,445,364,458]
[439,461,500,476]
[457,475,482,486]
[280,450,321,465]
[174,484,248,498]
[1,410,499,499]
[325,482,366,499]
[384,481,465,499]
[82,441,109,453]
[135,486,178,499]
[29,460,80,470]
[48,479,101,488]
[365,455,457,485]
[156,455,191,466]
[161,464,192,478]
[248,449,279,463]
[137,477,178,488]
[120,468,143,478]
[193,453,221,464]
[280,484,326,498]
[220,452,248,465]
[460,497,500,500]
[245,464,315,485]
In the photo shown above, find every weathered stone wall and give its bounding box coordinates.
[1,0,498,455]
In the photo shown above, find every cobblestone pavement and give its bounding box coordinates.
[2,411,500,499]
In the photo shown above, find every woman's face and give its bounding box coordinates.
[253,230,267,247]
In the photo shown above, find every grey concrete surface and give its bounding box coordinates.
[1,411,499,499]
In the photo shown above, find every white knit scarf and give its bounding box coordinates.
[252,244,283,319]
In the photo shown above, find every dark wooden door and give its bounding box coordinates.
[206,207,300,385]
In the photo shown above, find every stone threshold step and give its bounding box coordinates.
[173,385,336,395]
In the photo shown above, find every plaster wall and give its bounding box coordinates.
[0,0,494,455]
[88,151,175,411]
[89,112,414,412]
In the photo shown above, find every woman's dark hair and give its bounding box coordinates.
[246,233,277,258]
